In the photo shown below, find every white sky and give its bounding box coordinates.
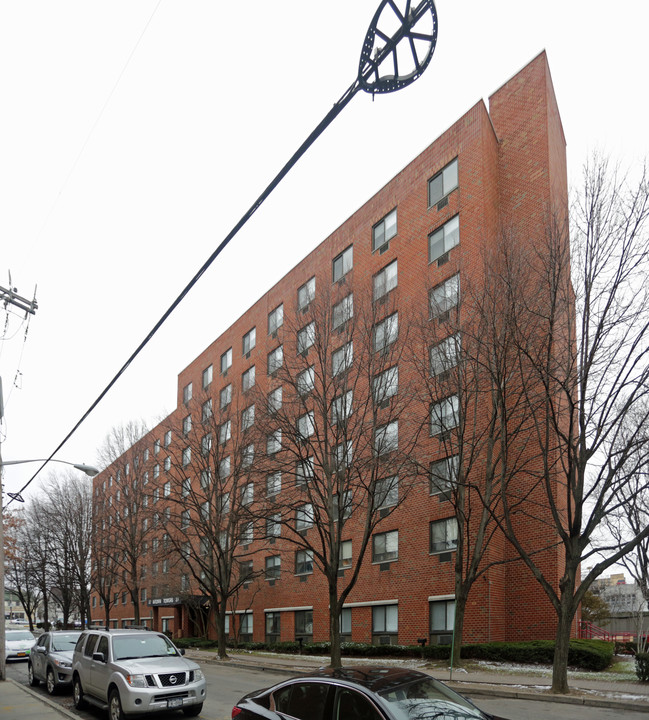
[1,1,647,503]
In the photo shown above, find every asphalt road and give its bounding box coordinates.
[6,658,649,720]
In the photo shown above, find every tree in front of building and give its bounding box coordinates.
[580,590,610,625]
[4,511,42,631]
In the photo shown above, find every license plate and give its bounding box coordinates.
[167,698,183,709]
[17,652,26,657]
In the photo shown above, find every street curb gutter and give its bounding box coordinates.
[6,678,78,719]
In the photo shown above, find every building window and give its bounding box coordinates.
[153,439,160,456]
[340,607,352,637]
[372,208,397,252]
[431,395,460,436]
[373,529,398,563]
[202,398,213,422]
[335,441,353,470]
[200,469,212,489]
[242,327,256,356]
[297,322,315,354]
[428,157,458,207]
[374,420,398,455]
[235,401,253,430]
[219,456,231,480]
[332,341,353,376]
[242,443,255,469]
[295,457,314,486]
[241,482,254,506]
[183,383,193,405]
[373,259,398,300]
[220,347,232,375]
[200,501,210,521]
[242,365,256,392]
[374,312,398,352]
[219,420,232,445]
[220,383,232,409]
[240,522,253,546]
[430,334,460,377]
[430,518,458,554]
[373,366,398,405]
[182,414,192,435]
[297,411,315,440]
[163,481,171,498]
[332,296,354,336]
[266,612,281,643]
[267,346,284,374]
[163,456,171,472]
[220,492,230,515]
[430,273,460,321]
[295,549,313,575]
[265,555,281,580]
[266,472,281,496]
[297,366,315,396]
[267,429,282,455]
[372,604,398,644]
[429,215,460,264]
[374,475,398,509]
[239,612,253,641]
[430,455,458,496]
[268,304,284,334]
[430,599,455,645]
[202,364,213,389]
[332,390,352,424]
[144,448,150,462]
[178,445,189,466]
[340,540,352,568]
[295,609,313,642]
[332,245,353,282]
[297,277,316,311]
[164,430,171,447]
[266,513,281,538]
[268,386,283,413]
[296,503,314,530]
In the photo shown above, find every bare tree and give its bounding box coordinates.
[253,288,424,668]
[4,512,41,630]
[494,157,649,692]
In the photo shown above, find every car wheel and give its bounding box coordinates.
[27,662,39,687]
[182,704,203,717]
[109,688,126,720]
[46,668,57,695]
[73,675,87,710]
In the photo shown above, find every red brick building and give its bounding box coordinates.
[91,52,570,647]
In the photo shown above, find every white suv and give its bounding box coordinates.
[72,629,206,719]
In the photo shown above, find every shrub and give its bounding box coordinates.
[636,653,649,682]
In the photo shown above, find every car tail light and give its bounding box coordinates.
[232,708,242,718]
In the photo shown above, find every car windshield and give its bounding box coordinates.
[112,634,179,660]
[52,633,80,651]
[378,676,487,720]
[6,631,34,641]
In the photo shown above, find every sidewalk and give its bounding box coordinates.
[0,678,75,719]
[184,648,649,713]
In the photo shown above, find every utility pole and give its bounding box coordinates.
[0,277,38,681]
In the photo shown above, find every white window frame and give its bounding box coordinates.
[374,312,398,352]
[373,259,398,300]
[332,245,353,282]
[297,322,316,354]
[268,303,284,334]
[268,346,284,374]
[428,157,458,207]
[373,530,399,563]
[242,327,256,356]
[242,365,256,392]
[430,517,459,554]
[297,277,316,310]
[332,294,353,330]
[429,215,460,263]
[221,347,233,374]
[372,208,397,252]
[431,395,460,436]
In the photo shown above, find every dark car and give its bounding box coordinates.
[231,666,510,720]
[28,630,82,694]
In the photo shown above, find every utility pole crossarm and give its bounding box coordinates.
[0,284,38,316]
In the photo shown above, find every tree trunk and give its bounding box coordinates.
[451,587,468,667]
[132,587,141,624]
[329,589,342,669]
[216,602,228,659]
[551,596,574,693]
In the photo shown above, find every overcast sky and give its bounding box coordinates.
[1,1,647,504]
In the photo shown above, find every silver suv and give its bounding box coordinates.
[71,629,206,719]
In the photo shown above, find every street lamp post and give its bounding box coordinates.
[0,458,99,681]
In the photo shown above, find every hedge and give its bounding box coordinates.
[636,653,649,682]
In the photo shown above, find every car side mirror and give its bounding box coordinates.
[92,652,106,663]
[36,646,47,654]
[179,648,185,656]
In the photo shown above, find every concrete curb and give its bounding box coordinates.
[5,678,78,719]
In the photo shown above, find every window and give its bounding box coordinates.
[374,312,398,352]
[373,366,398,404]
[335,441,353,470]
[431,395,460,436]
[220,383,232,409]
[220,347,233,374]
[241,482,254,505]
[163,456,171,472]
[373,259,398,300]
[430,334,460,377]
[430,518,458,553]
[295,549,313,575]
[239,560,253,582]
[202,364,213,389]
[266,612,281,643]
[267,346,283,374]
[202,398,213,422]
[144,448,150,462]
[332,245,353,282]
[242,404,255,431]
[430,273,460,320]
[295,457,314,486]
[219,420,232,445]
[219,456,231,480]
[201,433,212,456]
[182,477,191,497]
[182,414,192,435]
[182,447,191,466]
[332,341,353,376]
[242,443,255,469]
[296,504,314,531]
[297,322,315,354]
[332,390,352,424]
[265,555,281,580]
[200,500,210,521]
[267,429,282,455]
[332,294,353,330]
[374,421,398,455]
[239,612,253,640]
[200,469,212,489]
[183,383,193,405]
[242,365,256,391]
[297,277,316,310]
[297,366,315,395]
[372,208,397,252]
[374,475,398,509]
[154,439,161,455]
[181,510,190,529]
[268,303,284,334]
[242,327,256,356]
[163,481,171,498]
[164,430,171,447]
[340,540,352,568]
[333,491,352,521]
[266,472,281,496]
[220,492,230,515]
[430,599,455,644]
[372,604,398,643]
[430,455,458,495]
[268,386,283,413]
[295,609,313,641]
[297,411,315,440]
[429,215,460,263]
[373,529,398,562]
[240,522,253,546]
[266,513,281,538]
[428,157,458,207]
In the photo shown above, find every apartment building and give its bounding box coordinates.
[91,51,569,647]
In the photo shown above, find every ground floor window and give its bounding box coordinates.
[372,604,398,645]
[429,599,454,645]
[295,609,313,643]
[266,611,281,644]
[239,612,253,643]
[340,608,352,640]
